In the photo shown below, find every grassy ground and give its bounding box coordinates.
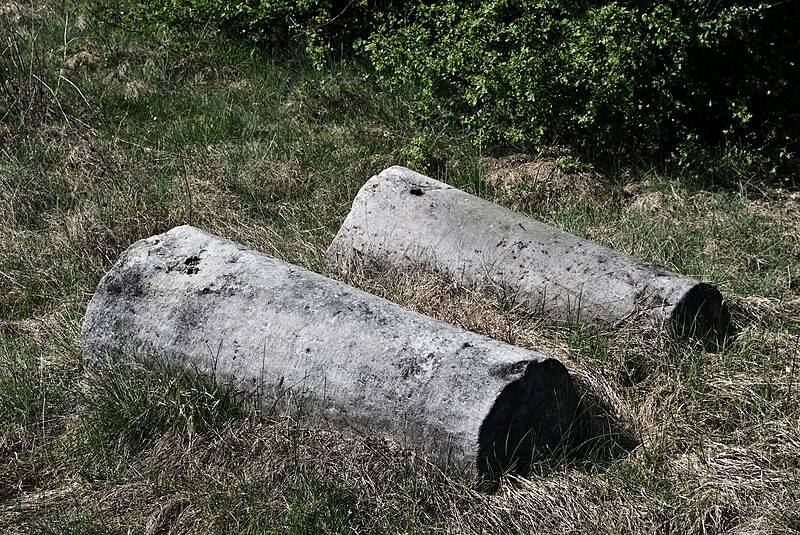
[1,1,799,533]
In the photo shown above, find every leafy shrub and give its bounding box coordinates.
[367,0,800,174]
[91,0,799,176]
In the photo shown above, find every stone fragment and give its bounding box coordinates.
[325,166,730,344]
[82,225,580,480]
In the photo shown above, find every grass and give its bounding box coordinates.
[1,0,799,532]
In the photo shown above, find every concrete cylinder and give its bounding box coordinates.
[325,166,730,343]
[81,225,580,480]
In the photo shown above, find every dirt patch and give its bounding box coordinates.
[123,80,152,100]
[64,51,99,73]
[481,155,606,203]
[747,188,800,237]
[620,180,666,213]
[624,191,664,213]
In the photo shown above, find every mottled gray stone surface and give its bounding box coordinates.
[82,225,579,480]
[326,166,730,343]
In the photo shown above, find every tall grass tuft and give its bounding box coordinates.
[79,358,251,459]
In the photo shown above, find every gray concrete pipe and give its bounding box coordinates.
[81,225,580,480]
[325,166,730,344]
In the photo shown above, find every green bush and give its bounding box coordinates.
[367,0,800,174]
[91,0,799,176]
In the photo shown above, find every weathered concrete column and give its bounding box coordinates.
[325,166,730,344]
[82,225,579,480]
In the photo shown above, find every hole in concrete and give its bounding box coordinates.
[671,283,733,350]
[184,255,201,275]
[409,187,424,196]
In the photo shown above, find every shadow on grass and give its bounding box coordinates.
[474,368,638,492]
[567,377,639,465]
